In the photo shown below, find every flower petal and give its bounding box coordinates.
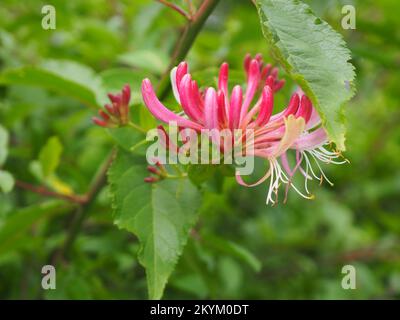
[141,78,202,130]
[229,85,243,129]
[170,62,188,104]
[255,86,274,126]
[240,59,260,124]
[204,87,219,129]
[179,74,203,122]
[272,115,305,157]
[293,127,328,150]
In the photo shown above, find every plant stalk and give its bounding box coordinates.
[157,0,221,98]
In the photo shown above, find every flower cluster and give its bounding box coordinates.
[93,84,131,128]
[140,54,346,204]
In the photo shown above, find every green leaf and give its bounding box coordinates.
[100,68,150,105]
[202,233,262,272]
[0,170,14,193]
[188,164,217,186]
[108,150,202,299]
[0,60,106,108]
[107,127,145,153]
[118,50,169,75]
[139,104,158,131]
[0,125,9,166]
[0,200,74,255]
[39,136,63,178]
[257,0,356,150]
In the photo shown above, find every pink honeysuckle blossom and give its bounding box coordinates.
[141,54,346,204]
[93,84,131,128]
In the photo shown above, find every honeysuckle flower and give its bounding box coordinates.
[141,54,346,204]
[145,161,166,183]
[93,84,131,128]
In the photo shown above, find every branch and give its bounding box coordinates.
[15,180,87,204]
[157,0,221,98]
[186,0,195,16]
[51,149,116,263]
[156,0,192,20]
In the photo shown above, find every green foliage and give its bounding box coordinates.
[0,200,74,256]
[39,136,63,178]
[108,150,202,299]
[257,0,356,150]
[0,0,399,300]
[0,125,14,193]
[0,170,14,193]
[100,69,150,105]
[202,233,262,272]
[0,61,106,108]
[0,125,9,166]
[118,50,170,75]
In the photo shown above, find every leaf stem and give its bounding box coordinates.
[15,180,87,204]
[156,0,192,20]
[157,0,221,98]
[51,149,116,263]
[127,121,147,134]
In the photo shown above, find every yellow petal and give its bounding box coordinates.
[272,115,305,158]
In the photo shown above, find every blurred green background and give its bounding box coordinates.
[0,0,399,299]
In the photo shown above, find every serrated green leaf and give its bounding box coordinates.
[39,136,63,178]
[108,150,202,299]
[0,125,9,166]
[0,170,14,193]
[257,0,356,150]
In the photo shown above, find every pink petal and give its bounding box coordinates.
[218,63,230,115]
[283,93,300,117]
[141,79,202,130]
[296,95,312,123]
[170,62,188,104]
[179,74,203,122]
[305,107,321,130]
[121,84,131,106]
[243,53,251,76]
[92,117,108,127]
[280,152,293,176]
[274,79,285,92]
[229,85,243,129]
[236,167,272,187]
[292,127,328,150]
[255,86,274,126]
[217,90,227,126]
[261,64,272,80]
[191,80,204,112]
[240,59,261,124]
[157,125,179,155]
[204,87,219,129]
